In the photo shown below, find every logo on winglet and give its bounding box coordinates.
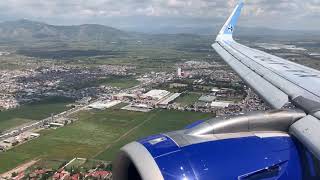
[227,24,234,33]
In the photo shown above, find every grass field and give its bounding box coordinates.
[175,92,201,106]
[0,109,212,173]
[0,97,73,132]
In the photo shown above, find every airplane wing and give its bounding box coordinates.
[212,0,320,159]
[114,2,320,179]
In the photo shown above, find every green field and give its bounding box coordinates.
[0,109,212,173]
[175,92,201,106]
[0,97,73,132]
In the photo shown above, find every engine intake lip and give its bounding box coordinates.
[113,142,164,180]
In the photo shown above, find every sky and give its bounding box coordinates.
[0,0,319,31]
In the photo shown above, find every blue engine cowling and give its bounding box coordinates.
[114,134,302,180]
[113,110,320,180]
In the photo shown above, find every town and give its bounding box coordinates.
[0,0,320,179]
[0,57,271,179]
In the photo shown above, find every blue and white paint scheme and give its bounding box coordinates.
[113,1,320,179]
[216,0,244,42]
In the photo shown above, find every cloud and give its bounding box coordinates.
[0,0,318,30]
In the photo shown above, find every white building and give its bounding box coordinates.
[143,90,170,100]
[88,100,122,110]
[211,101,233,108]
[177,67,182,77]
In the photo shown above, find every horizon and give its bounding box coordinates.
[1,18,319,35]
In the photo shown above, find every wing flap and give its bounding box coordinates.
[228,41,320,100]
[218,40,320,109]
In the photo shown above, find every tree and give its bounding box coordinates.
[106,164,112,171]
[11,172,18,177]
[40,173,50,180]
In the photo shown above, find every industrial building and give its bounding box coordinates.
[88,100,121,110]
[142,90,170,100]
[121,104,153,112]
[158,93,181,106]
[211,101,233,108]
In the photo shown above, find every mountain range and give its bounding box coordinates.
[0,19,318,46]
[0,19,130,44]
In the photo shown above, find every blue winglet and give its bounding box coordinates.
[216,0,244,41]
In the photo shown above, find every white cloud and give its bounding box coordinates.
[0,0,318,30]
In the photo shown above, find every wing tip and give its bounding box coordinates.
[216,0,244,42]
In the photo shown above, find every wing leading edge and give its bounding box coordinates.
[213,1,320,159]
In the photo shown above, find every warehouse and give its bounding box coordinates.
[143,90,170,100]
[211,101,233,108]
[88,100,121,110]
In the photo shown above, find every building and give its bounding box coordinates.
[158,93,181,106]
[121,104,153,112]
[87,171,111,179]
[29,133,40,139]
[143,90,170,100]
[211,101,233,108]
[170,83,188,89]
[49,122,64,128]
[211,87,220,93]
[177,67,182,77]
[88,100,121,110]
[52,170,69,180]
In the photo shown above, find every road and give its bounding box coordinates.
[0,82,147,143]
[0,105,86,141]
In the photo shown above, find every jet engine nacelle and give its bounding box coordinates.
[113,109,309,180]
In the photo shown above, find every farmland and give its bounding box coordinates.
[0,97,73,132]
[0,109,212,173]
[175,92,202,106]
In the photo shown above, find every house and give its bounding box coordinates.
[70,173,80,180]
[87,171,111,179]
[53,170,69,180]
[12,172,25,180]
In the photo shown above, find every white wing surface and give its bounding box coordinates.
[213,1,320,159]
[213,1,320,115]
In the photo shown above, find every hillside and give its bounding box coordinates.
[0,19,130,44]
